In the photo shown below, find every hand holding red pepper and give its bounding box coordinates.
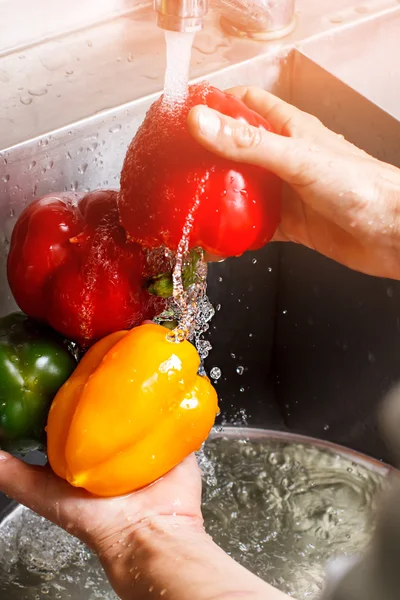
[7,190,164,347]
[119,83,282,259]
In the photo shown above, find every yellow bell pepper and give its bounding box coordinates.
[46,323,219,497]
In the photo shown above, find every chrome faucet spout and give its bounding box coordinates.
[154,0,209,32]
[155,0,296,40]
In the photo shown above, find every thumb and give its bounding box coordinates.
[188,105,322,187]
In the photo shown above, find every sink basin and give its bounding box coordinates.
[0,428,391,600]
[1,0,400,581]
[300,7,400,121]
[1,3,400,453]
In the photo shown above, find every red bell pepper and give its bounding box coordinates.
[119,83,281,258]
[7,190,165,348]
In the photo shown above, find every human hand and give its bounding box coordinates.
[188,86,400,279]
[0,450,202,597]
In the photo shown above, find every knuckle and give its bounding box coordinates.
[280,114,299,137]
[282,112,324,138]
[233,122,264,150]
[225,85,248,97]
[243,86,261,103]
[285,142,317,186]
[306,113,324,128]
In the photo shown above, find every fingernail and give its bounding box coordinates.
[197,107,221,140]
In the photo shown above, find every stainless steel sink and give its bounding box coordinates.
[300,7,400,121]
[0,428,392,600]
[1,0,400,525]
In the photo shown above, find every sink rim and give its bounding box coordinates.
[0,424,392,524]
[209,426,393,477]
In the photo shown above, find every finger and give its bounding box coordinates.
[188,105,324,186]
[225,86,324,138]
[0,451,83,523]
[224,86,251,101]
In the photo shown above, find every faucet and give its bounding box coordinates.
[154,0,209,32]
[154,0,296,40]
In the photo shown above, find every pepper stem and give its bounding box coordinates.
[159,320,179,331]
[147,249,202,299]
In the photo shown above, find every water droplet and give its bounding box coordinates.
[239,387,245,392]
[323,424,330,431]
[78,163,88,174]
[218,276,223,282]
[328,14,344,24]
[109,124,122,134]
[268,267,272,272]
[2,174,10,183]
[252,258,257,264]
[230,353,236,359]
[87,40,93,47]
[210,367,221,380]
[216,303,221,311]
[28,87,48,97]
[282,309,288,315]
[20,95,33,105]
[9,208,15,218]
[65,69,74,76]
[127,52,134,62]
[236,366,244,375]
[354,5,369,13]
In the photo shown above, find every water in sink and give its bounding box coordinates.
[0,432,386,600]
[202,435,385,598]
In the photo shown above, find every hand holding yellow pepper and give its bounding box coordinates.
[47,323,219,497]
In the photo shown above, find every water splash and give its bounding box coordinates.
[0,508,117,599]
[150,185,215,361]
[210,367,222,380]
[202,436,387,599]
[169,199,201,342]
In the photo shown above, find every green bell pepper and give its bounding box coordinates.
[0,312,77,454]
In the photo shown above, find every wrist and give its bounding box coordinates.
[97,515,207,600]
[97,513,205,560]
[97,513,289,600]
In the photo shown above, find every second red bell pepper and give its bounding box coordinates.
[119,83,282,258]
[7,190,165,347]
